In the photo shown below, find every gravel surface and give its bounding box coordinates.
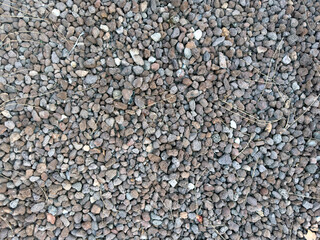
[0,0,320,239]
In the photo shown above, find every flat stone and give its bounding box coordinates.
[31,202,45,213]
[106,170,117,180]
[194,29,202,40]
[219,52,227,68]
[75,70,88,77]
[151,33,161,42]
[84,75,98,84]
[282,55,291,65]
[84,58,96,68]
[218,154,232,165]
[191,140,201,151]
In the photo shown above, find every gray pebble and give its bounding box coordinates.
[305,164,318,174]
[84,75,98,84]
[219,154,232,165]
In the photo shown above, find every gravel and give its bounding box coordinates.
[0,0,319,239]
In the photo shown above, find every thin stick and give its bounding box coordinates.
[218,103,283,124]
[233,133,256,159]
[194,169,208,215]
[212,226,227,240]
[0,216,13,235]
[289,193,320,200]
[38,185,49,202]
[244,77,287,86]
[285,93,320,130]
[67,31,85,57]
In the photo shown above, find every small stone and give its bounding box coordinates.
[112,90,122,100]
[130,49,144,65]
[273,134,282,144]
[47,213,56,224]
[219,53,227,68]
[151,33,161,42]
[305,164,318,174]
[51,9,60,17]
[194,29,202,40]
[51,52,59,63]
[218,154,232,165]
[302,201,313,210]
[292,82,300,91]
[72,182,82,191]
[257,46,268,53]
[169,179,177,187]
[91,204,101,214]
[135,96,145,108]
[36,163,47,173]
[48,205,58,216]
[106,170,117,180]
[305,95,318,106]
[140,2,148,12]
[230,120,237,129]
[184,48,192,59]
[84,58,96,68]
[191,140,201,151]
[148,154,161,162]
[5,121,15,129]
[84,75,98,84]
[122,89,133,101]
[300,54,313,66]
[282,55,291,65]
[133,66,144,75]
[75,70,88,77]
[31,202,45,213]
[10,199,19,209]
[180,212,188,219]
[100,24,109,32]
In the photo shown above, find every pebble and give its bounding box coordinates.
[31,202,45,213]
[191,140,201,151]
[282,55,291,65]
[219,53,227,68]
[151,33,161,42]
[194,29,202,40]
[305,164,318,174]
[84,75,98,84]
[219,154,232,165]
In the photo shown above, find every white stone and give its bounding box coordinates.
[257,46,267,53]
[148,56,156,63]
[100,24,109,32]
[188,183,195,190]
[230,120,237,129]
[151,33,161,42]
[184,48,192,59]
[51,9,60,17]
[29,70,38,76]
[219,52,227,68]
[282,55,291,65]
[114,58,121,66]
[1,110,11,118]
[194,29,202,40]
[130,49,144,65]
[169,179,177,187]
[292,82,300,91]
[75,70,88,77]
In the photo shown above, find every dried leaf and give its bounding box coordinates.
[285,99,291,109]
[265,122,272,133]
[304,230,316,240]
[196,215,203,224]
